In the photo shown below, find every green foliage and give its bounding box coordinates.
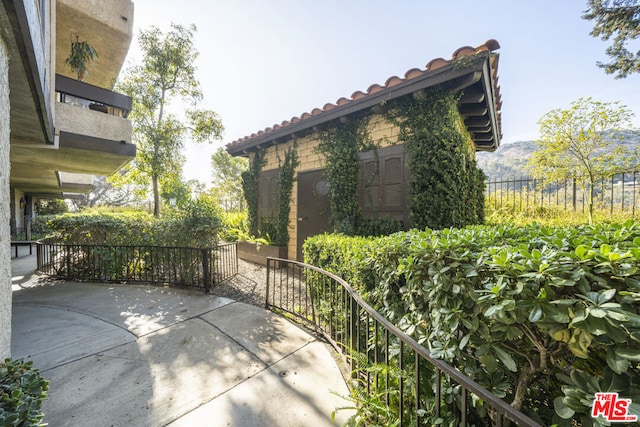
[36,201,221,248]
[241,148,265,237]
[239,145,298,246]
[64,34,98,81]
[355,217,405,237]
[333,351,423,427]
[0,358,48,427]
[219,210,247,242]
[164,197,222,247]
[272,145,299,246]
[35,199,68,215]
[386,87,485,229]
[583,0,640,78]
[529,97,637,225]
[485,193,640,226]
[305,222,640,425]
[117,23,224,216]
[210,148,248,212]
[317,116,375,235]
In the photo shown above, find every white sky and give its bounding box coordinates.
[126,0,640,185]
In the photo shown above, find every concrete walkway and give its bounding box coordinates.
[11,252,353,426]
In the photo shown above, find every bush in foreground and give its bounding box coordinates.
[0,359,48,426]
[305,222,640,425]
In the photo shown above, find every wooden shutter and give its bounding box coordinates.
[357,144,409,225]
[258,169,280,220]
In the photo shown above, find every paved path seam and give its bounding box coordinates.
[13,302,138,338]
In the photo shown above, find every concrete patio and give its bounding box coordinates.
[10,249,353,426]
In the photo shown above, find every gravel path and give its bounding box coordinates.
[209,259,269,307]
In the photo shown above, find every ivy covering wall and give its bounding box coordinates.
[386,87,485,229]
[241,148,265,237]
[317,116,375,235]
[243,86,486,241]
[240,145,298,246]
[272,144,299,246]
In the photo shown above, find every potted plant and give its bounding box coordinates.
[64,34,99,82]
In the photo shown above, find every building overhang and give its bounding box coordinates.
[10,131,135,197]
[1,0,55,146]
[55,0,134,89]
[226,40,502,157]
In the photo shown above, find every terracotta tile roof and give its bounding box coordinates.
[227,39,501,154]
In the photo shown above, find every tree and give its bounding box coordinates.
[210,148,247,212]
[528,97,636,224]
[35,199,68,215]
[118,23,224,216]
[583,0,640,78]
[69,176,133,211]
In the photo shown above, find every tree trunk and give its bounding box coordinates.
[512,364,536,411]
[152,174,160,217]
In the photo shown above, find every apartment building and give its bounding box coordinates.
[0,0,136,358]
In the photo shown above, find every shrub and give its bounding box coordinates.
[35,202,222,248]
[0,358,49,426]
[162,197,222,247]
[219,211,248,242]
[34,211,156,245]
[305,222,640,425]
[34,199,68,215]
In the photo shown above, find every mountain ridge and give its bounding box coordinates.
[476,130,640,181]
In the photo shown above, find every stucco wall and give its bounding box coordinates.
[0,37,12,359]
[56,102,132,143]
[258,113,399,260]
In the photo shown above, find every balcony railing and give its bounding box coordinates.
[266,257,541,426]
[55,74,132,118]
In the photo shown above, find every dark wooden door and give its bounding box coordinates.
[296,169,331,261]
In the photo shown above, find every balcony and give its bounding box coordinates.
[55,74,132,146]
[9,75,135,197]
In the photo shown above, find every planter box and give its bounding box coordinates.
[237,241,287,266]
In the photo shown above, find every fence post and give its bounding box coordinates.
[611,175,615,215]
[266,258,271,309]
[572,178,577,211]
[202,248,210,292]
[622,172,625,211]
[350,295,358,376]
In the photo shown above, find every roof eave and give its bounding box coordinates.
[227,52,497,156]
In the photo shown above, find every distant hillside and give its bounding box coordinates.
[476,130,640,181]
[476,140,537,181]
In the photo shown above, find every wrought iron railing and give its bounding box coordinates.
[36,241,237,291]
[266,257,541,426]
[486,172,640,215]
[55,74,132,118]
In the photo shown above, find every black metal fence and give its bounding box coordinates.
[266,257,540,426]
[36,241,237,292]
[486,172,640,215]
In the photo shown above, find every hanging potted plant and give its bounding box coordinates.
[64,34,98,82]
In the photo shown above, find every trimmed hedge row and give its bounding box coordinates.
[304,222,640,425]
[33,201,221,248]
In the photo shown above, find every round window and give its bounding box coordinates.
[313,178,329,197]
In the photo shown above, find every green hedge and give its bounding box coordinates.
[0,359,48,426]
[304,222,640,425]
[34,200,221,248]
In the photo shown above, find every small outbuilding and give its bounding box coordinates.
[227,40,502,261]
